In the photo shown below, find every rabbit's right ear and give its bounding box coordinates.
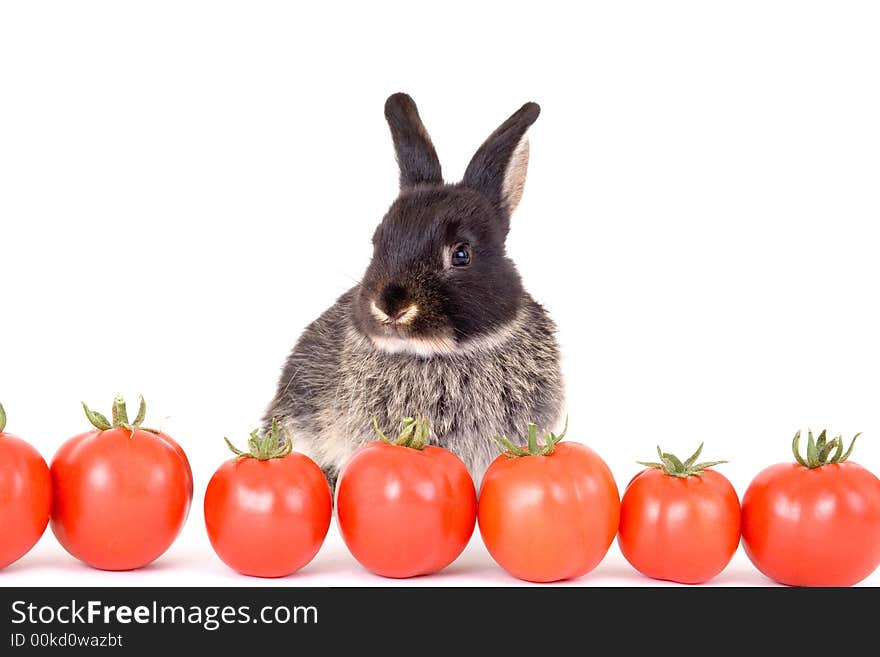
[384,93,443,189]
[462,102,540,217]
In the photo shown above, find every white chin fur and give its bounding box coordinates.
[368,334,458,357]
[359,319,519,358]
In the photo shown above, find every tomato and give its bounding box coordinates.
[478,420,619,583]
[50,396,192,571]
[336,417,476,578]
[0,404,52,569]
[617,444,740,584]
[204,420,332,577]
[157,431,194,508]
[741,430,880,586]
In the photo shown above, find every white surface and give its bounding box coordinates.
[0,522,787,588]
[1,1,879,587]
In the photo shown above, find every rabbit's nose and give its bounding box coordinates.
[371,284,419,326]
[376,284,409,317]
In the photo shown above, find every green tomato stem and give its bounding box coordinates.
[492,416,569,458]
[82,402,112,430]
[636,442,728,478]
[82,394,159,435]
[373,415,430,450]
[112,395,130,427]
[131,396,147,426]
[792,429,861,468]
[0,402,6,433]
[225,417,293,460]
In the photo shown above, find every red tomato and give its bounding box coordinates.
[0,404,52,569]
[742,430,880,586]
[50,396,192,571]
[336,417,476,578]
[478,421,620,583]
[157,431,194,508]
[618,444,740,584]
[204,420,332,577]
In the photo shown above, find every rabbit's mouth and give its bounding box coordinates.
[370,301,420,327]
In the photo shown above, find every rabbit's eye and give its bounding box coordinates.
[450,243,471,267]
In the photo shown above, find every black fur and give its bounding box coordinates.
[463,102,540,219]
[352,184,525,344]
[384,93,443,188]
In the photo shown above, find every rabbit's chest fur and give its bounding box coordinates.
[267,291,564,485]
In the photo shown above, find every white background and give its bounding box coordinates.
[1,1,878,587]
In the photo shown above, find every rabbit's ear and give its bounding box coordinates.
[462,102,540,215]
[385,93,443,188]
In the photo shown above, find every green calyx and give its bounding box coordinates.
[792,429,860,469]
[638,442,727,478]
[492,416,569,458]
[0,402,6,433]
[82,394,158,435]
[373,416,430,450]
[225,417,292,461]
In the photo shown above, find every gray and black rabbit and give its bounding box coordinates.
[263,93,565,489]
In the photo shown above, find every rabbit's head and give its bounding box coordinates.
[352,93,540,356]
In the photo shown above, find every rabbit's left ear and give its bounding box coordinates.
[462,102,540,216]
[385,93,443,189]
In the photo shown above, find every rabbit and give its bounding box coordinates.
[263,92,565,491]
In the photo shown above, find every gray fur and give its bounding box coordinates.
[264,290,564,489]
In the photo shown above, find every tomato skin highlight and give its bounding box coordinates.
[50,427,192,571]
[0,433,52,569]
[618,468,740,584]
[741,461,880,587]
[336,442,477,578]
[204,453,332,578]
[478,442,620,583]
[157,431,194,512]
